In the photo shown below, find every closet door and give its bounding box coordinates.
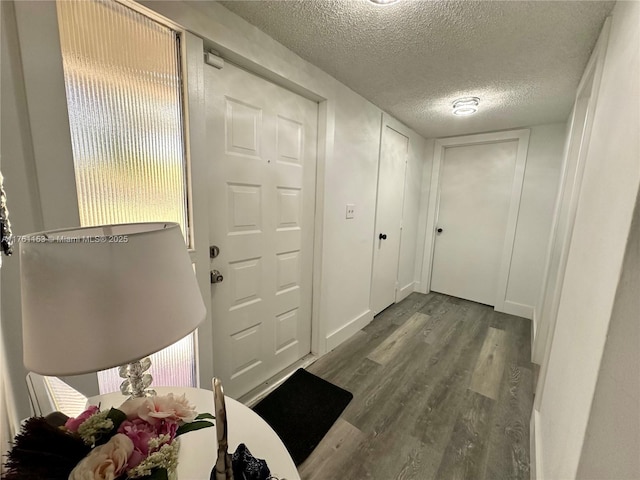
[430,140,518,306]
[371,117,409,314]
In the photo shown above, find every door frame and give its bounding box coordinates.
[420,128,530,312]
[532,18,610,412]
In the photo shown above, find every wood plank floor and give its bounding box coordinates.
[299,292,534,480]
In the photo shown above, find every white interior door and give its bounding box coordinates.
[205,61,317,398]
[431,140,518,306]
[371,122,409,314]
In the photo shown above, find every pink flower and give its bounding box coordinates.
[65,405,99,433]
[158,420,179,439]
[117,418,178,469]
[68,433,133,480]
[119,393,197,426]
[117,419,155,469]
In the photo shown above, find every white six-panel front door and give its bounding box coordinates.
[205,62,317,398]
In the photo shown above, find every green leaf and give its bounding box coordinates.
[195,412,215,420]
[175,420,214,437]
[106,408,127,431]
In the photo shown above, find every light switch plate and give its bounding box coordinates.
[346,204,355,219]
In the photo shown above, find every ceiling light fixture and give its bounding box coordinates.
[368,0,399,5]
[452,97,480,116]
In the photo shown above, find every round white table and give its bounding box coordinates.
[88,386,300,480]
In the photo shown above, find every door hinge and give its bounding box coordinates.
[204,51,224,69]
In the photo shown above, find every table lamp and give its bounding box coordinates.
[19,222,206,398]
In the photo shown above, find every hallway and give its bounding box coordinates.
[301,292,533,480]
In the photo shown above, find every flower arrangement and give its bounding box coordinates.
[4,393,214,480]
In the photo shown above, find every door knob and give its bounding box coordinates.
[436,228,443,233]
[210,270,224,284]
[379,233,387,240]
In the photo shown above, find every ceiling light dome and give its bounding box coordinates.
[369,0,399,5]
[452,97,480,116]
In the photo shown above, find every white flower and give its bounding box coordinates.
[68,433,133,480]
[119,393,197,425]
[127,440,180,479]
[76,410,114,446]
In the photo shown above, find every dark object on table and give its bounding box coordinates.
[45,411,70,428]
[253,368,353,465]
[0,172,13,257]
[4,416,90,480]
[232,443,271,480]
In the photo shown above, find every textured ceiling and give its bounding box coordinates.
[218,0,614,138]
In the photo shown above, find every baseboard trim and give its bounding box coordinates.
[396,282,415,303]
[502,300,534,320]
[325,309,373,351]
[531,409,543,480]
[414,281,428,294]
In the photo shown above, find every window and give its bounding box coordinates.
[56,0,197,393]
[96,333,197,395]
[56,0,189,240]
[43,377,87,417]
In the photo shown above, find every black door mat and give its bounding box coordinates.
[252,368,353,466]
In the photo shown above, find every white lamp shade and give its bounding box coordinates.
[20,222,206,376]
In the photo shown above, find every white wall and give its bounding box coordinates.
[0,0,15,465]
[0,314,11,473]
[536,1,640,478]
[321,86,382,348]
[576,192,639,480]
[505,123,566,317]
[1,0,44,423]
